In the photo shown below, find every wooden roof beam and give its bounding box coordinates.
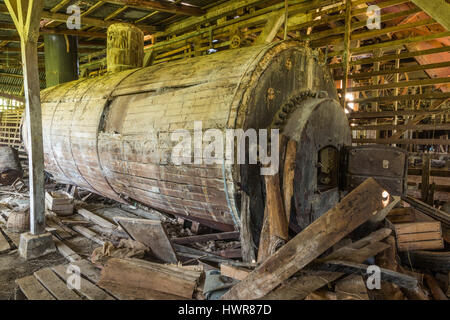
[0,4,160,32]
[102,0,205,16]
[411,0,450,31]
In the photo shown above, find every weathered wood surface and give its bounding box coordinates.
[34,41,339,232]
[77,209,116,229]
[0,230,11,253]
[53,238,82,262]
[69,259,102,284]
[402,196,450,226]
[97,280,185,300]
[72,225,105,246]
[98,258,201,299]
[263,228,392,300]
[34,268,81,300]
[220,264,251,281]
[424,274,448,300]
[222,178,390,300]
[52,264,115,300]
[282,140,296,223]
[264,173,288,241]
[172,231,240,245]
[115,217,177,263]
[315,260,418,290]
[394,221,444,251]
[16,275,55,300]
[335,275,369,300]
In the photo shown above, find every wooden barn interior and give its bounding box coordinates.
[0,0,448,301]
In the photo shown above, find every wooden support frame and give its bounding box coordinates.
[4,0,45,235]
[353,139,450,146]
[341,0,352,107]
[101,0,205,16]
[411,0,450,31]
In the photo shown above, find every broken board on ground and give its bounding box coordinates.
[114,217,177,263]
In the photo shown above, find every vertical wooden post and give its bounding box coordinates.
[421,154,430,203]
[5,0,46,235]
[341,0,352,107]
[283,0,288,40]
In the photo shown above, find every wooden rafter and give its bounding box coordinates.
[101,0,204,16]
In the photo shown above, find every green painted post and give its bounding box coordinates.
[44,34,78,88]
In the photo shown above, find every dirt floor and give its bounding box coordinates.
[0,250,65,300]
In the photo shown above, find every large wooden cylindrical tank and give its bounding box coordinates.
[24,41,351,236]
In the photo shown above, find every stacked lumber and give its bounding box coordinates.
[45,191,74,216]
[217,178,449,300]
[12,175,448,301]
[394,222,444,251]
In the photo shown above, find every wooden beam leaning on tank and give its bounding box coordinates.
[262,228,392,299]
[222,178,392,300]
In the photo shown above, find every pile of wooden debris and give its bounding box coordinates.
[1,177,449,300]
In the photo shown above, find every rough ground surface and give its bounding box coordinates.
[0,250,65,300]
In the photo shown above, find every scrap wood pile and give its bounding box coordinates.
[3,177,450,300]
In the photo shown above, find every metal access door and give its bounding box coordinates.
[342,145,408,196]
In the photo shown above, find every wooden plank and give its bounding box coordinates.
[171,231,240,245]
[264,241,390,299]
[411,0,450,31]
[397,231,442,243]
[330,46,450,69]
[351,124,450,131]
[338,61,450,80]
[69,259,102,284]
[72,225,105,246]
[115,217,177,263]
[77,208,116,229]
[353,138,450,146]
[98,258,200,299]
[398,239,444,251]
[222,178,390,300]
[348,108,449,119]
[16,275,55,300]
[220,264,251,281]
[395,222,441,235]
[425,274,449,300]
[101,0,204,16]
[97,280,185,300]
[347,77,450,92]
[0,230,11,253]
[51,264,115,300]
[402,196,450,226]
[53,238,82,262]
[264,172,288,241]
[315,260,418,290]
[335,274,369,300]
[34,268,81,300]
[282,140,297,223]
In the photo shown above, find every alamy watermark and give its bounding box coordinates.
[366,5,381,30]
[66,264,81,290]
[103,121,280,176]
[66,5,81,30]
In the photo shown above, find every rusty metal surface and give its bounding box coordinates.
[344,145,408,196]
